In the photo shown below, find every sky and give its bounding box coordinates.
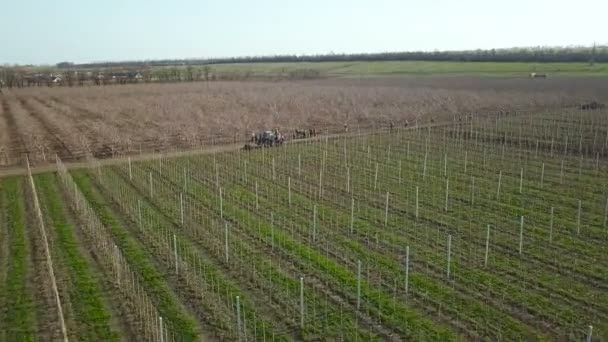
[1,0,606,65]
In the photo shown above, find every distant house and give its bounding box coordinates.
[111,71,143,84]
[529,72,547,78]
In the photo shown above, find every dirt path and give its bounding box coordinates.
[0,122,454,178]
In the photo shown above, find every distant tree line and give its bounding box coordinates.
[64,46,608,69]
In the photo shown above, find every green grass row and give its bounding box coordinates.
[0,177,37,341]
[70,170,200,341]
[35,173,120,341]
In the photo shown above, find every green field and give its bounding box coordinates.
[1,107,608,340]
[205,60,608,77]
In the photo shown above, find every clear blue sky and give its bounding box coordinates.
[1,0,606,65]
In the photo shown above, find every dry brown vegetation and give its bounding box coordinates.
[1,77,607,167]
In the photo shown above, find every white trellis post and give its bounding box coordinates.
[225,222,229,263]
[272,157,276,181]
[604,197,608,229]
[149,172,153,197]
[173,234,178,274]
[464,151,468,174]
[405,246,410,294]
[219,187,224,219]
[484,225,491,267]
[288,177,291,207]
[444,153,447,177]
[398,160,402,184]
[540,162,545,188]
[519,216,524,255]
[587,325,593,342]
[271,212,275,251]
[560,160,564,184]
[496,171,502,201]
[374,163,379,190]
[519,168,523,194]
[549,207,554,243]
[183,167,188,191]
[300,277,305,328]
[298,153,301,177]
[318,168,323,199]
[236,296,242,342]
[159,316,164,342]
[470,176,475,206]
[415,186,419,219]
[137,199,142,228]
[384,192,390,226]
[180,193,184,225]
[255,182,259,210]
[312,205,317,242]
[577,199,582,235]
[422,151,428,180]
[350,198,355,234]
[444,179,449,212]
[128,157,132,180]
[356,260,362,310]
[446,234,452,280]
[346,167,350,193]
